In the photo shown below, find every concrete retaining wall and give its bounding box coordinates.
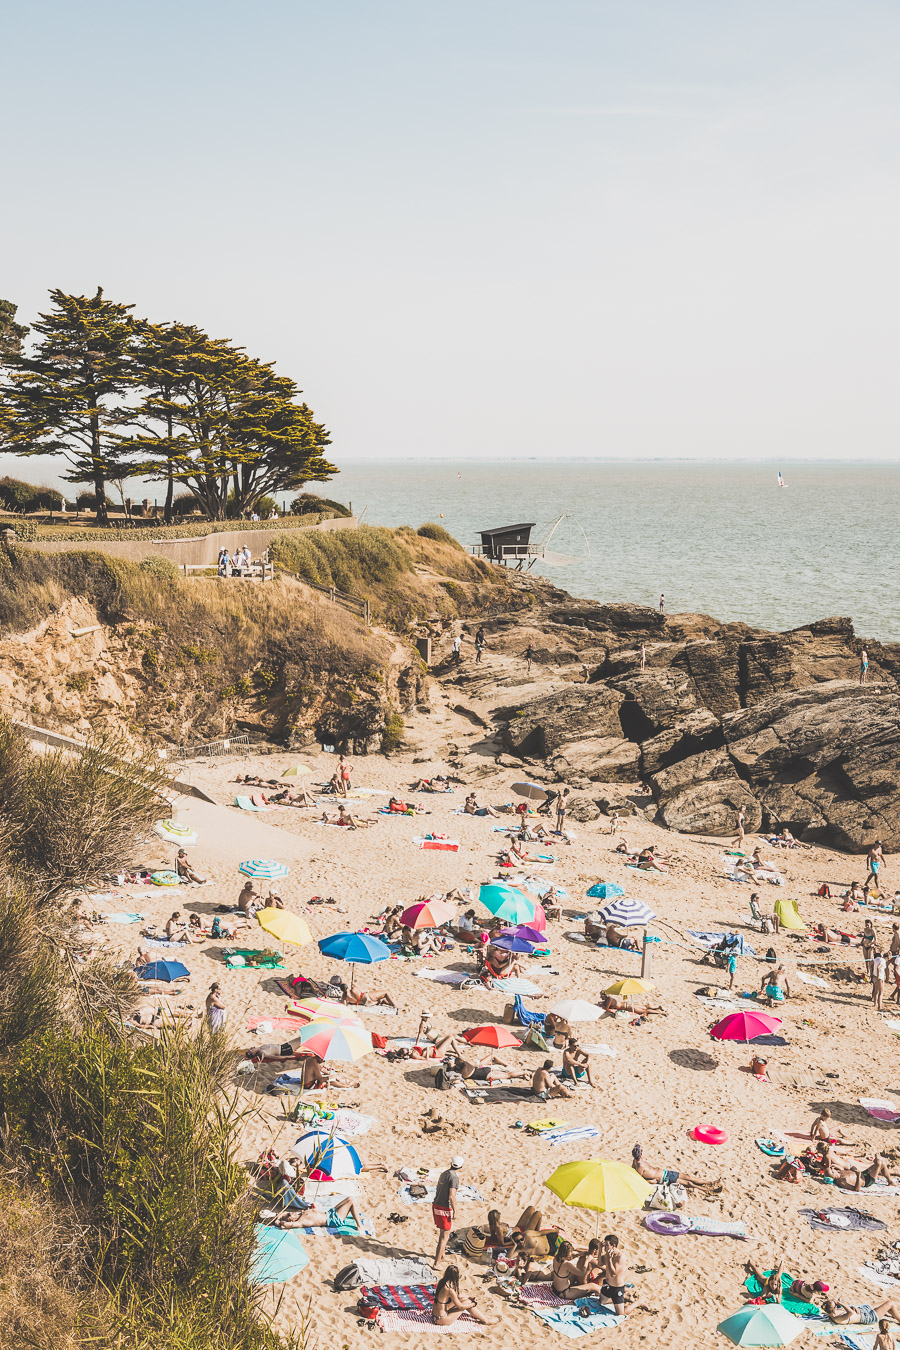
[18,515,358,567]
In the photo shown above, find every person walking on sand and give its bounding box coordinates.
[872,950,887,1012]
[433,1156,464,1266]
[205,982,227,1032]
[866,842,884,891]
[524,643,535,672]
[732,807,746,850]
[860,648,869,685]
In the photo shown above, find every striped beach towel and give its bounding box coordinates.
[379,1308,485,1334]
[360,1283,436,1311]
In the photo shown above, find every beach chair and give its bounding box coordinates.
[235,795,265,811]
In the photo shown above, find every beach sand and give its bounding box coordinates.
[87,699,900,1349]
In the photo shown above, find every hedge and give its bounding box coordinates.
[20,510,348,544]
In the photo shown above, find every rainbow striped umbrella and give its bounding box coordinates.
[288,997,361,1025]
[400,899,456,929]
[294,1018,372,1062]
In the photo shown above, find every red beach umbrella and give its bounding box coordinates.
[462,1024,522,1049]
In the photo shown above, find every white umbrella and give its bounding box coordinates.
[597,897,656,928]
[155,819,198,846]
[512,781,549,802]
[550,999,602,1022]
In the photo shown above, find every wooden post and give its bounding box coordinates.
[640,932,652,981]
[330,586,335,604]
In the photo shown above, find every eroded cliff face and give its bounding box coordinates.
[439,585,900,852]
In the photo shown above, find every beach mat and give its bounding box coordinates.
[765,1067,819,1088]
[745,1271,822,1318]
[361,1284,436,1311]
[528,1303,621,1337]
[379,1308,485,1334]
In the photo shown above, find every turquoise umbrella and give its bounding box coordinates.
[478,884,536,925]
[717,1305,805,1347]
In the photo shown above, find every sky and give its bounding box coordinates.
[3,0,900,485]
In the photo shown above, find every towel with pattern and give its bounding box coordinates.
[360,1283,436,1310]
[379,1308,485,1334]
[528,1302,622,1337]
[686,1216,751,1238]
[799,1208,887,1232]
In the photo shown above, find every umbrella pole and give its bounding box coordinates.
[350,964,356,993]
[640,931,651,981]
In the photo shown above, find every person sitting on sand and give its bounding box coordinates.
[562,1037,596,1087]
[605,922,640,951]
[759,965,791,1006]
[321,803,360,828]
[432,1266,497,1327]
[238,881,261,920]
[453,908,482,941]
[464,793,500,818]
[543,1011,572,1045]
[165,910,201,944]
[631,1144,717,1192]
[636,847,668,873]
[750,893,780,932]
[822,1297,900,1327]
[810,1108,858,1147]
[550,1240,606,1302]
[584,915,606,943]
[484,944,524,978]
[175,849,207,884]
[532,1060,575,1100]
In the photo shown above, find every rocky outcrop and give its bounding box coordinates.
[479,582,900,852]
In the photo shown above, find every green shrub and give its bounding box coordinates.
[417,522,460,546]
[289,492,351,517]
[382,712,404,752]
[270,524,412,593]
[139,554,179,581]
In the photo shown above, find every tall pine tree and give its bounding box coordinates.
[0,299,28,447]
[1,288,135,521]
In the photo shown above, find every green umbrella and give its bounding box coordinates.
[717,1304,805,1347]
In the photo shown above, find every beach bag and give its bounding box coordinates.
[765,947,777,963]
[649,1181,686,1211]
[371,1033,388,1050]
[817,883,832,898]
[210,916,222,938]
[356,1295,381,1325]
[334,1262,362,1291]
[463,1227,488,1260]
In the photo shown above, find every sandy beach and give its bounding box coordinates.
[82,694,900,1350]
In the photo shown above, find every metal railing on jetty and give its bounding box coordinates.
[170,734,251,763]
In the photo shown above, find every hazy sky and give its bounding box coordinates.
[3,0,900,478]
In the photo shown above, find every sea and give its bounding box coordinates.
[330,459,900,642]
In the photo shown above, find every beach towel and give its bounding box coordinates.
[513,994,545,1028]
[414,969,474,985]
[354,1004,399,1015]
[251,1225,309,1283]
[526,1118,568,1133]
[415,837,460,852]
[541,1126,601,1147]
[839,1336,876,1350]
[745,1272,822,1317]
[528,1302,621,1337]
[329,1110,377,1137]
[765,1067,818,1088]
[235,795,268,811]
[579,1044,618,1057]
[225,952,285,970]
[860,1098,900,1123]
[490,976,543,995]
[103,912,144,923]
[519,1285,568,1306]
[858,1265,900,1290]
[141,937,189,949]
[352,1257,434,1286]
[247,1016,308,1033]
[684,1216,751,1238]
[400,1183,486,1206]
[796,972,829,988]
[378,1308,485,1334]
[687,931,757,956]
[361,1284,436,1311]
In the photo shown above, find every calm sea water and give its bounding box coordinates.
[331,460,900,641]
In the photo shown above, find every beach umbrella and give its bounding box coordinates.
[239,859,290,880]
[478,884,536,925]
[256,908,312,949]
[490,933,535,953]
[318,931,391,990]
[282,763,313,778]
[605,978,654,998]
[544,1159,654,1234]
[135,959,190,982]
[461,1025,522,1048]
[597,896,656,927]
[287,997,363,1026]
[512,781,549,802]
[155,819,198,846]
[550,999,602,1022]
[586,882,624,900]
[293,1129,361,1179]
[503,925,546,944]
[400,899,456,929]
[489,976,543,995]
[710,1011,782,1044]
[717,1304,804,1347]
[293,1017,372,1062]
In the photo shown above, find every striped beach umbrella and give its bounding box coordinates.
[239,859,290,880]
[596,896,656,927]
[294,1017,372,1062]
[155,819,198,846]
[400,899,456,929]
[293,1129,362,1179]
[288,997,363,1027]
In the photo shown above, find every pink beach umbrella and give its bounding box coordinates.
[710,1011,783,1044]
[400,899,457,929]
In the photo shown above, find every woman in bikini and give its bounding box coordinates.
[823,1297,900,1327]
[550,1240,606,1301]
[431,1266,496,1326]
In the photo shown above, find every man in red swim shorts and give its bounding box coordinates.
[433,1156,464,1265]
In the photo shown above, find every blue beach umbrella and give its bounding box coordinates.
[293,1130,362,1179]
[490,933,535,953]
[318,931,391,989]
[717,1304,804,1346]
[586,882,624,900]
[135,960,190,982]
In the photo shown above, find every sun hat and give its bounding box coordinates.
[450,1155,465,1169]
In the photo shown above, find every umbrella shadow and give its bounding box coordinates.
[447,1007,496,1023]
[808,1098,898,1130]
[668,1048,719,1072]
[403,1067,440,1089]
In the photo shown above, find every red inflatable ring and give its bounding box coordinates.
[693,1125,728,1145]
[644,1213,692,1235]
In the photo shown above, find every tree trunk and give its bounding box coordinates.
[164,461,174,525]
[93,466,108,524]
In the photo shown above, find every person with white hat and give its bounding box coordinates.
[433,1157,464,1265]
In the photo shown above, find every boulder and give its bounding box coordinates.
[550,736,642,784]
[650,749,763,835]
[503,685,625,759]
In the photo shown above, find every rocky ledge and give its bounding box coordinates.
[445,584,900,852]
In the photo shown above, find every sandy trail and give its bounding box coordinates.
[86,685,900,1349]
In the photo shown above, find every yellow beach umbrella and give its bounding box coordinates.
[605,978,654,998]
[545,1159,654,1234]
[256,908,313,948]
[282,763,313,778]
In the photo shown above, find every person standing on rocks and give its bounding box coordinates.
[658,594,665,614]
[452,634,462,665]
[524,643,535,672]
[860,648,869,684]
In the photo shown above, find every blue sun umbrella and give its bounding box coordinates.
[586,882,624,900]
[514,877,569,900]
[318,931,391,990]
[717,1304,804,1346]
[135,960,190,982]
[490,933,535,953]
[293,1130,362,1179]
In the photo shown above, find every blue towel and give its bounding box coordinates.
[514,994,545,1028]
[530,1301,621,1337]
